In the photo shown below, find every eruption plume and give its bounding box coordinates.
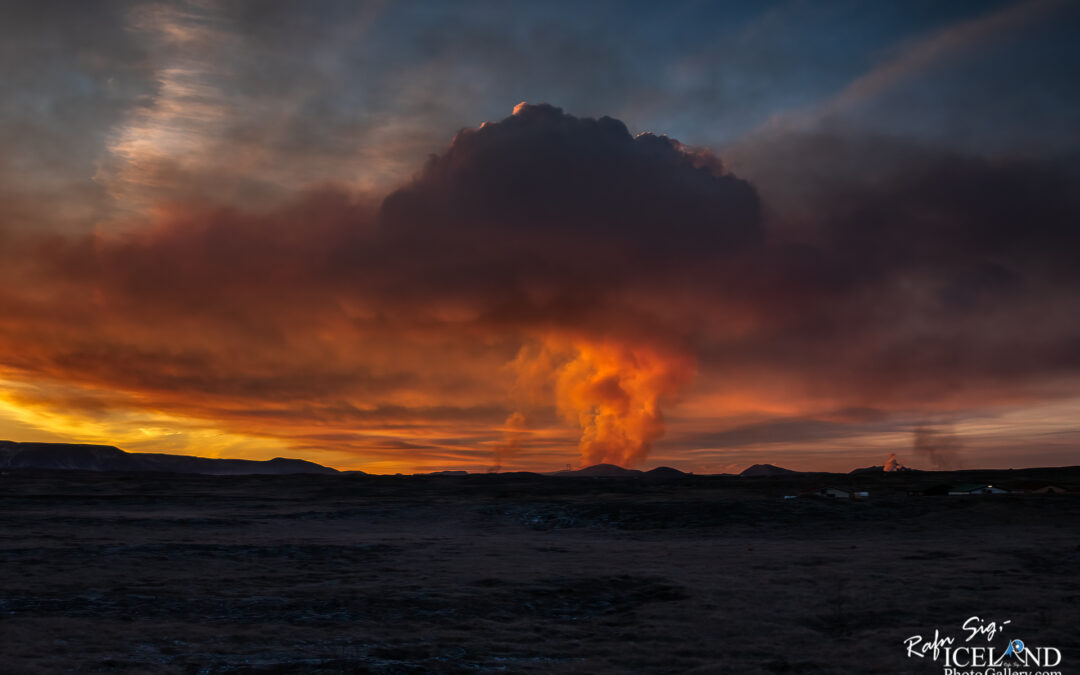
[503,336,695,468]
[913,426,963,470]
[883,452,904,472]
[556,339,695,467]
[557,341,694,466]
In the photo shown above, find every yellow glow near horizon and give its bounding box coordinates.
[0,379,295,461]
[0,376,486,474]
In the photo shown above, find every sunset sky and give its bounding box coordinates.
[1,0,1079,473]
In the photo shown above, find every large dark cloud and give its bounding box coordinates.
[2,103,1080,467]
[0,106,766,462]
[706,131,1080,407]
[365,104,763,341]
[381,103,761,253]
[9,108,1080,392]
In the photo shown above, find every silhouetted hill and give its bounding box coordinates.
[850,465,883,474]
[645,466,686,478]
[0,441,337,475]
[549,463,643,477]
[739,463,800,477]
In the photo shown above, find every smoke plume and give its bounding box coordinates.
[490,411,528,472]
[883,452,904,471]
[506,336,695,467]
[913,426,964,470]
[556,340,694,466]
[3,100,1080,471]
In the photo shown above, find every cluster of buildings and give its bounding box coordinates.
[912,482,1069,496]
[786,483,1070,500]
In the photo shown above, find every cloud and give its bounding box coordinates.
[379,102,761,271]
[372,103,764,465]
[2,103,1080,470]
[673,417,892,450]
[0,104,765,467]
[714,131,1080,408]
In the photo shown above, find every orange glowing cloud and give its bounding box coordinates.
[1,103,1080,472]
[503,336,696,467]
[557,339,695,467]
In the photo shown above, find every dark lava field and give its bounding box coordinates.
[2,467,1078,673]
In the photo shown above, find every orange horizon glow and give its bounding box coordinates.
[2,94,1079,474]
[3,359,1080,474]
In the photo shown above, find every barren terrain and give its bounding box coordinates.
[2,468,1078,673]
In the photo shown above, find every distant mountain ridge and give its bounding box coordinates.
[549,463,641,477]
[546,464,688,478]
[739,463,800,477]
[0,441,339,475]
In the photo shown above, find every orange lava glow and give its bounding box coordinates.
[508,336,696,468]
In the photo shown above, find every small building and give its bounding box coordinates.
[947,484,1007,496]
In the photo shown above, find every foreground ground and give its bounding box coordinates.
[1,468,1078,673]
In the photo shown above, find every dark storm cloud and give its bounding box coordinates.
[714,132,1080,406]
[9,106,1080,402]
[2,99,1079,467]
[378,103,761,303]
[0,105,764,464]
[6,0,1073,231]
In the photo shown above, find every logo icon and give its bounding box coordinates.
[904,617,1061,674]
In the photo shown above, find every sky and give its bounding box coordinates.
[1,0,1079,473]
